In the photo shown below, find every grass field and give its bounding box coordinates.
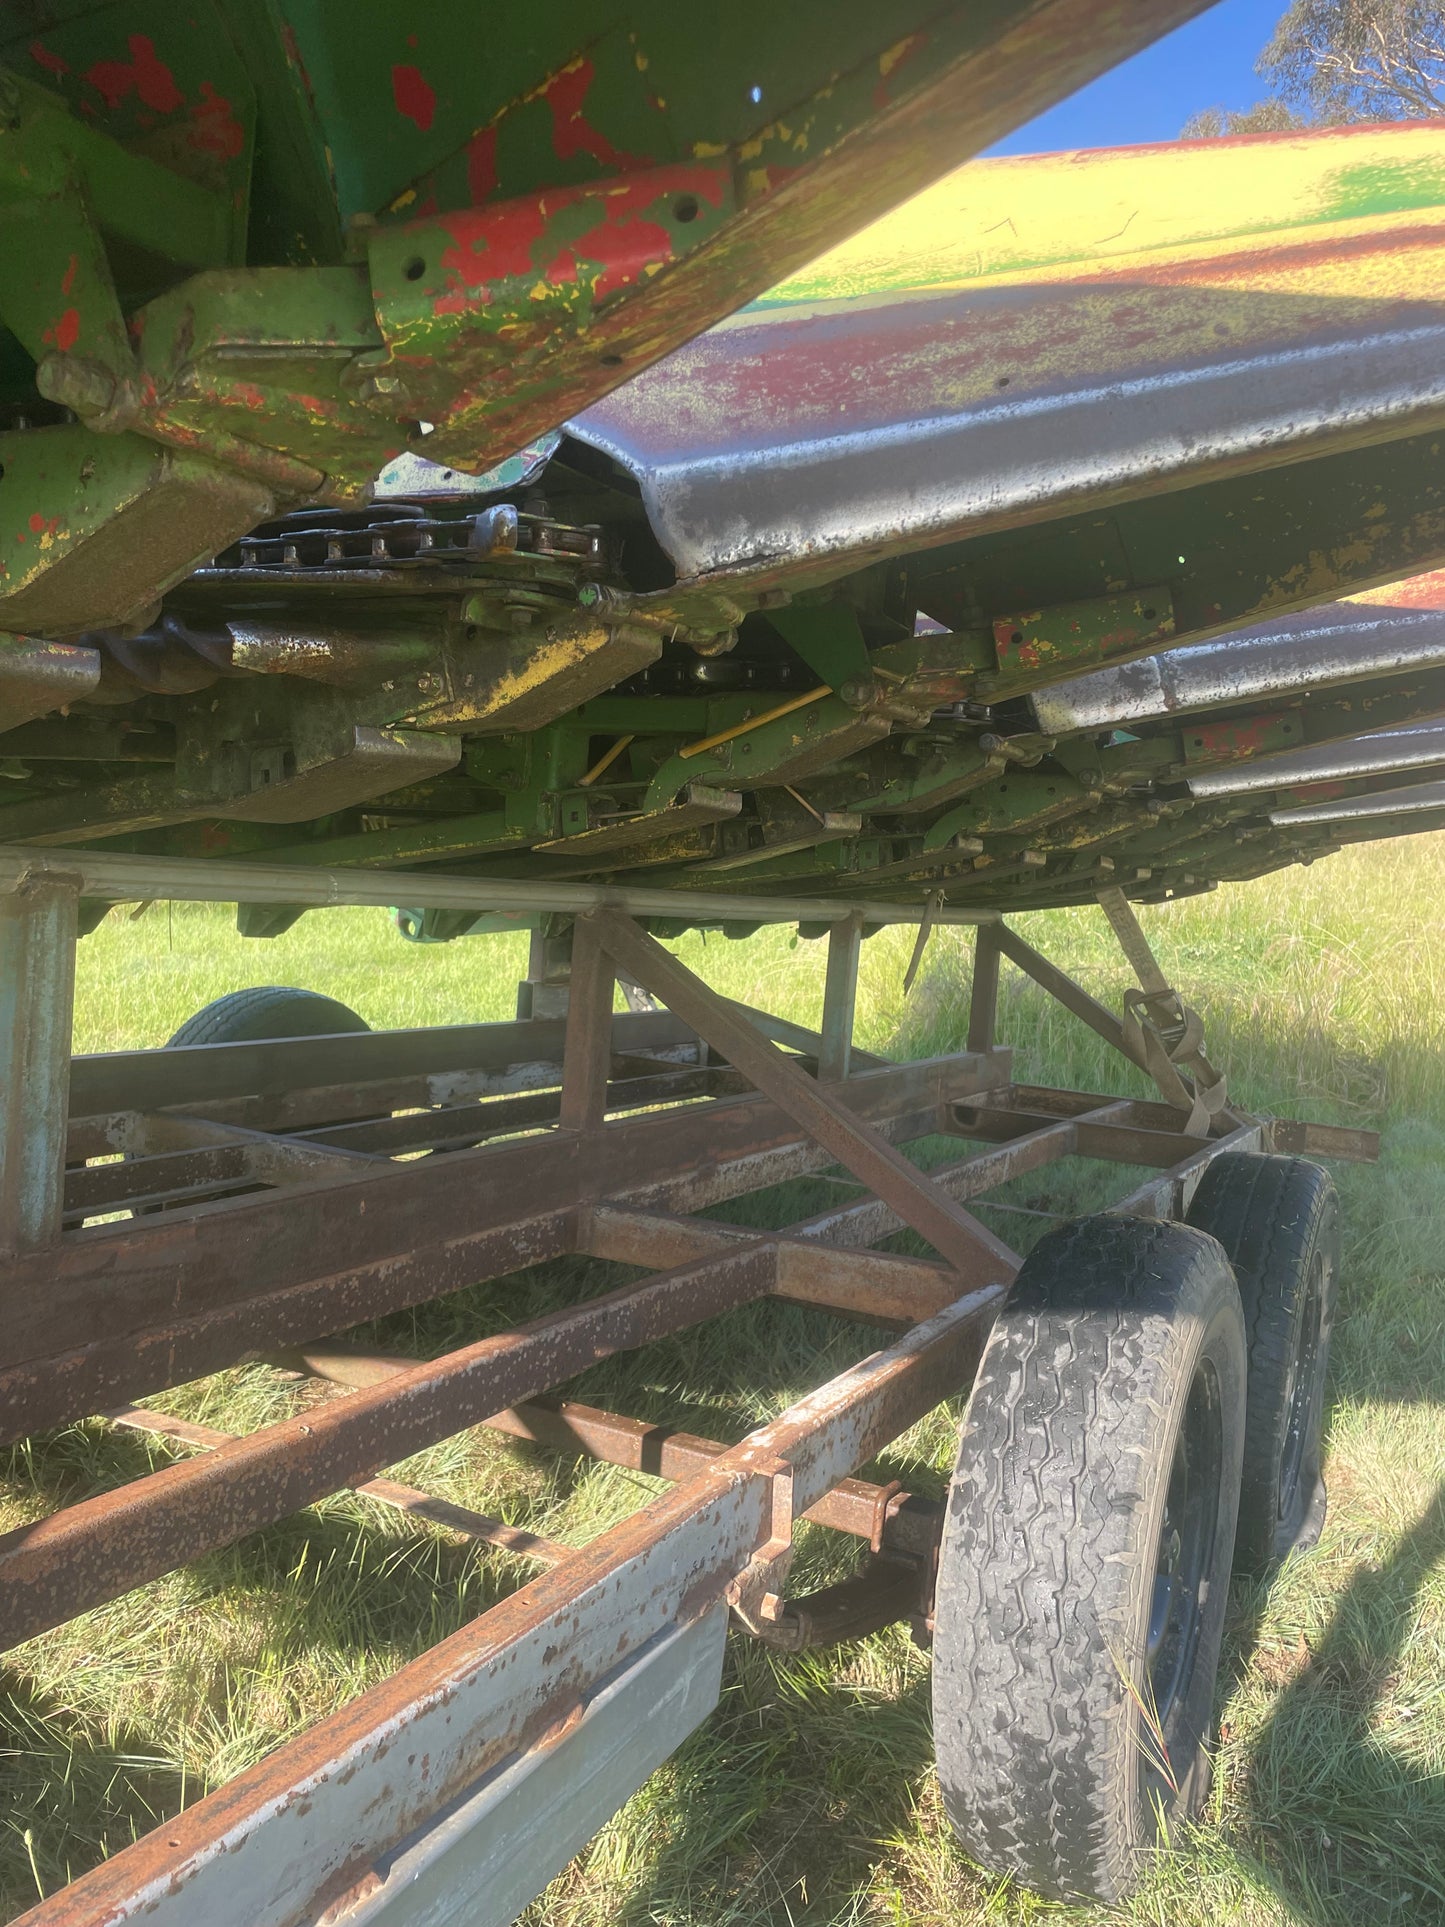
[4,838,1444,1926]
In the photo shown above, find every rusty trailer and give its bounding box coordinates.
[0,847,1375,1920]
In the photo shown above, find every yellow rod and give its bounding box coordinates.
[577,734,635,787]
[677,685,832,761]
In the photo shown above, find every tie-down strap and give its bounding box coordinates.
[1096,887,1228,1137]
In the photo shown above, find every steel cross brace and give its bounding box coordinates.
[573,908,1018,1285]
[967,909,1245,1136]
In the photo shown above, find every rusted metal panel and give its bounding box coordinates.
[290,1067,740,1159]
[1269,1117,1380,1161]
[557,914,615,1134]
[966,924,1003,1056]
[1108,1121,1270,1220]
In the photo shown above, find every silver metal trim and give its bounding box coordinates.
[0,845,992,925]
[1028,590,1445,735]
[1268,777,1445,824]
[1186,719,1445,797]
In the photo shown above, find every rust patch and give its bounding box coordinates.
[544,57,648,172]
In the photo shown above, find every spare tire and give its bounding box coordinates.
[166,986,371,1047]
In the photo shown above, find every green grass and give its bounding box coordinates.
[4,839,1445,1926]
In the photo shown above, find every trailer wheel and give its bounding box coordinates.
[1185,1153,1338,1573]
[932,1216,1246,1903]
[166,986,371,1046]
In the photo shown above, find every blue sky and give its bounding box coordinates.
[989,0,1288,154]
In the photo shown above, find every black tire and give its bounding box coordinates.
[166,985,370,1047]
[1185,1153,1338,1574]
[932,1216,1247,1903]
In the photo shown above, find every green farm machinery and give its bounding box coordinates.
[0,2,1435,1916]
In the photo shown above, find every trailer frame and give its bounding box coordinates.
[0,846,1375,1927]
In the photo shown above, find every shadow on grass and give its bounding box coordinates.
[547,1638,939,1927]
[1230,1480,1445,1923]
[0,1674,187,1918]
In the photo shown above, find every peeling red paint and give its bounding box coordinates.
[546,59,647,171]
[434,199,552,302]
[1186,712,1293,763]
[466,126,499,205]
[427,168,720,314]
[392,64,436,134]
[84,34,184,114]
[575,204,676,300]
[43,307,81,354]
[60,254,78,298]
[28,513,46,534]
[29,39,68,77]
[1284,778,1351,803]
[188,81,245,160]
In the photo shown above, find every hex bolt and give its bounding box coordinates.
[35,354,143,434]
[36,354,114,416]
[839,677,877,709]
[355,371,412,408]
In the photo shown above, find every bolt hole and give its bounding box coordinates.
[403,256,426,281]
[1142,606,1157,619]
[672,194,701,224]
[1010,629,1023,645]
[599,352,624,367]
[996,375,1011,388]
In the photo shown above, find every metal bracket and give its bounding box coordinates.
[724,1455,795,1633]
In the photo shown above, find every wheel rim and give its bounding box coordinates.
[1144,1358,1224,1751]
[1278,1248,1329,1522]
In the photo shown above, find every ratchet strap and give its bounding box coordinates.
[1096,886,1228,1137]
